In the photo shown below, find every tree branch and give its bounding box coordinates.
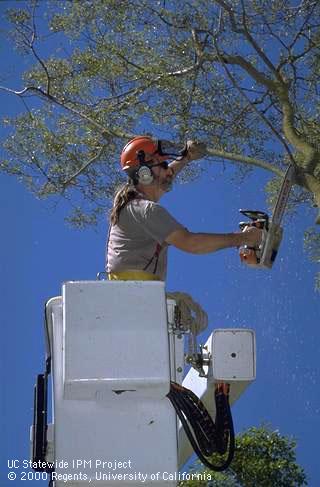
[239,0,281,81]
[277,84,318,170]
[0,85,132,139]
[206,147,284,177]
[288,1,318,52]
[62,146,106,187]
[29,2,51,94]
[206,51,278,92]
[211,41,296,165]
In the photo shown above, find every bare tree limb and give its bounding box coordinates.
[62,146,106,187]
[211,40,296,165]
[206,147,284,177]
[288,1,318,52]
[29,1,51,94]
[0,85,132,139]
[239,0,281,81]
[206,51,278,92]
[276,83,318,170]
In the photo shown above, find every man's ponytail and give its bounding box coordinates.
[110,182,138,225]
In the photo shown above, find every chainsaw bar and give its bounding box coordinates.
[259,164,295,268]
[239,164,295,269]
[271,164,295,227]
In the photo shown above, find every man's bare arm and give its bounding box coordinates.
[166,227,262,254]
[169,141,206,177]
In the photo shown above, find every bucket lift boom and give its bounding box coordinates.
[31,280,256,486]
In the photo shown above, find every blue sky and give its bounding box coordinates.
[1,2,320,486]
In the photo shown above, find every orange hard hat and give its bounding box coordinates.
[120,136,167,171]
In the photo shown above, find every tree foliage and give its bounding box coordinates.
[304,227,320,288]
[1,0,320,232]
[178,425,307,487]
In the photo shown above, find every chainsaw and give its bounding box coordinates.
[239,164,295,268]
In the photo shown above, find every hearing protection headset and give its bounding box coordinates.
[135,149,155,185]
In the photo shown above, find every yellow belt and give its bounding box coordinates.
[108,270,161,281]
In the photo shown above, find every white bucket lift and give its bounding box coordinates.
[30,280,256,486]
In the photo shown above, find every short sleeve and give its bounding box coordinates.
[132,201,184,244]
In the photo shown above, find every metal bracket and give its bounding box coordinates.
[167,303,191,335]
[185,334,212,378]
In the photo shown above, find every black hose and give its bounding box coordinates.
[167,382,235,472]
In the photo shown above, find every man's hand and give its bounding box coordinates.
[169,140,206,176]
[185,140,207,161]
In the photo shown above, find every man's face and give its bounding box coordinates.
[149,156,174,192]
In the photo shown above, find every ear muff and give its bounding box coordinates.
[136,165,154,185]
[131,149,154,185]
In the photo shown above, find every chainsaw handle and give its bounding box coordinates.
[239,246,258,265]
[239,209,269,221]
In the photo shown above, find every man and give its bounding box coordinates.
[106,136,261,281]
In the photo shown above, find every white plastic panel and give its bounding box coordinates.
[63,281,171,400]
[47,281,178,486]
[211,328,256,381]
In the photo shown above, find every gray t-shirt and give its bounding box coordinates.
[106,198,184,281]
